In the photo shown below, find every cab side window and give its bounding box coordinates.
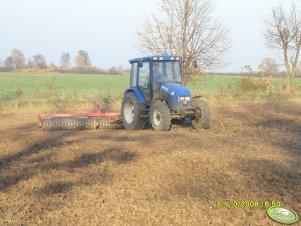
[138,62,150,88]
[130,63,138,87]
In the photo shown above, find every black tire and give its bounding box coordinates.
[121,92,147,130]
[149,101,171,131]
[191,97,211,129]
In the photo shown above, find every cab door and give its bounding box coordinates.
[138,62,151,104]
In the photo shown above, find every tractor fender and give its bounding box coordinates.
[192,96,203,100]
[124,88,146,104]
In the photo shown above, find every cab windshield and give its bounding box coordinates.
[152,61,182,83]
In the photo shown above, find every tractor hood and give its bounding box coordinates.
[160,83,192,97]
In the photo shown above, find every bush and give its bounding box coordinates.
[68,66,106,74]
[0,66,14,72]
[234,76,273,92]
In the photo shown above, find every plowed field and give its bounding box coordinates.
[0,100,300,225]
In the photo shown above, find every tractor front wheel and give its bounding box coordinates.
[121,92,147,130]
[191,97,211,129]
[150,101,171,131]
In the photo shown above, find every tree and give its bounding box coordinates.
[27,59,34,68]
[258,58,279,76]
[137,0,231,84]
[264,3,301,91]
[60,52,71,69]
[49,62,57,68]
[3,49,26,69]
[108,66,118,75]
[243,65,254,75]
[11,49,25,68]
[297,62,301,76]
[33,54,47,69]
[75,50,91,66]
[4,56,15,68]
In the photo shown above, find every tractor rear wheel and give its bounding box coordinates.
[191,97,211,129]
[121,92,147,130]
[150,101,171,131]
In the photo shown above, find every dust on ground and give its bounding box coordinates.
[0,100,300,225]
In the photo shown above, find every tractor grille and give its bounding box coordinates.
[180,100,191,109]
[179,96,191,109]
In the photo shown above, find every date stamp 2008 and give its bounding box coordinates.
[216,200,281,208]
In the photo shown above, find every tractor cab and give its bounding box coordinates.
[121,56,211,131]
[128,56,191,107]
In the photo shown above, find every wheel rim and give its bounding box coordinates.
[153,109,161,126]
[124,101,135,124]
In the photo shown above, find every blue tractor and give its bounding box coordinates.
[121,56,211,131]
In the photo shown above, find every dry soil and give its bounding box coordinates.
[0,100,300,225]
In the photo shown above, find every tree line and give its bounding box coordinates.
[241,57,301,77]
[0,49,129,75]
[1,0,301,90]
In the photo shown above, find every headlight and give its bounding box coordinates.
[179,96,190,101]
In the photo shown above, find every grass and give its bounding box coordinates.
[0,72,129,98]
[0,72,301,110]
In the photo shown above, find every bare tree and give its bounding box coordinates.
[75,50,91,67]
[264,3,301,91]
[297,61,301,76]
[33,54,47,69]
[11,49,26,68]
[258,58,279,76]
[137,0,231,84]
[3,49,25,69]
[60,52,71,69]
[4,56,15,68]
[242,65,255,76]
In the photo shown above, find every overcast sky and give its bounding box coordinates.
[0,0,294,72]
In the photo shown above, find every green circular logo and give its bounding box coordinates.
[267,207,299,225]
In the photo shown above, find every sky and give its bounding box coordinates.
[0,0,294,72]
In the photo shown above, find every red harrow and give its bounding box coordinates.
[38,107,123,131]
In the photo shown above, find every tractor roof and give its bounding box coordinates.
[129,56,181,63]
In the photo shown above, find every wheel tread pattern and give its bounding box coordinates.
[121,92,147,130]
[150,102,171,131]
[191,98,211,129]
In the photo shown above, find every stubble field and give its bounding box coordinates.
[0,99,300,225]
